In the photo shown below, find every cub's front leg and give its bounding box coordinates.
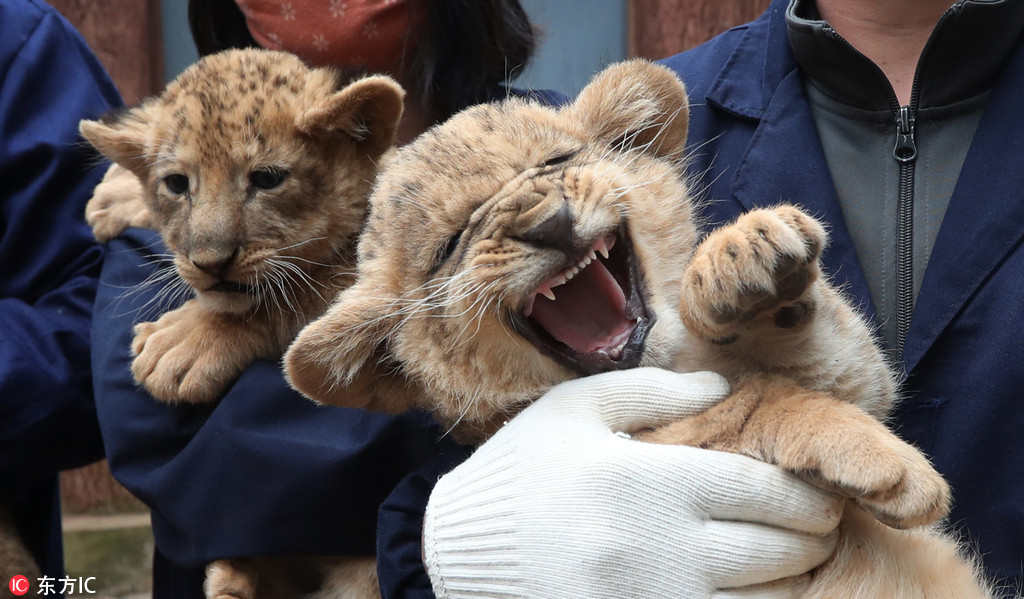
[681,205,896,416]
[131,300,282,403]
[640,377,949,530]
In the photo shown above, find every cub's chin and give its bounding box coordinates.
[195,285,256,314]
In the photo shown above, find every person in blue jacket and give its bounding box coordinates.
[0,0,121,581]
[666,0,1024,588]
[377,0,1024,596]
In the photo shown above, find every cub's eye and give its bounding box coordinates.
[164,174,189,195]
[437,231,463,265]
[540,150,579,168]
[250,168,289,190]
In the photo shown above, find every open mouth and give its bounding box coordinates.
[513,223,654,375]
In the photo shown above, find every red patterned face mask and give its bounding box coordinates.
[234,0,419,72]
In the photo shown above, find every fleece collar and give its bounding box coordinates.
[707,0,1024,116]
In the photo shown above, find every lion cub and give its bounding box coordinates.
[80,48,402,404]
[285,60,991,597]
[80,49,399,599]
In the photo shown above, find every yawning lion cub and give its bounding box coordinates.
[286,60,990,597]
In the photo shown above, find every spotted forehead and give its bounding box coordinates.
[153,52,327,156]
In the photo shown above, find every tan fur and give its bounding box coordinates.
[204,557,378,599]
[80,48,399,599]
[86,164,153,241]
[286,60,991,597]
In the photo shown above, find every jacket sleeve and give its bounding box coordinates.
[93,227,454,565]
[0,3,121,476]
[376,445,472,599]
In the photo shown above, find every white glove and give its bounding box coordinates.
[423,368,842,599]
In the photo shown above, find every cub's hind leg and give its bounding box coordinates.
[204,556,380,599]
[805,503,992,599]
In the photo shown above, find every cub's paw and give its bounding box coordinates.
[850,439,951,530]
[86,164,153,242]
[131,304,248,403]
[681,206,825,342]
[791,418,950,530]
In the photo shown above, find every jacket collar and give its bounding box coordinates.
[904,44,1024,372]
[706,0,798,120]
[708,0,1024,116]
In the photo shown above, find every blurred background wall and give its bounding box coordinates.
[53,0,772,102]
[157,0,631,97]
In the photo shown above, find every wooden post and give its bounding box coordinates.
[48,0,165,103]
[628,0,769,59]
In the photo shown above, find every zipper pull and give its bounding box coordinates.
[893,105,917,163]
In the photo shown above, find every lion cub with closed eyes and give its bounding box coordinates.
[286,60,992,597]
[81,48,398,599]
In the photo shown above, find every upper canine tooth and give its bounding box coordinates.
[541,288,556,301]
[603,234,616,256]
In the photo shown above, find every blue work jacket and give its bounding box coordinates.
[661,0,1024,586]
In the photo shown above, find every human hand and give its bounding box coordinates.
[423,368,842,599]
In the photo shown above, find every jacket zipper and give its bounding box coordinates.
[893,106,917,353]
[825,2,961,357]
[890,3,963,355]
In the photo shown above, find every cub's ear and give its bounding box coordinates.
[566,59,690,160]
[298,75,405,157]
[284,281,422,414]
[79,107,153,178]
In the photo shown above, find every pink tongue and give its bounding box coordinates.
[529,259,631,353]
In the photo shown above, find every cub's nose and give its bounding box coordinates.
[190,247,239,277]
[520,201,574,254]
